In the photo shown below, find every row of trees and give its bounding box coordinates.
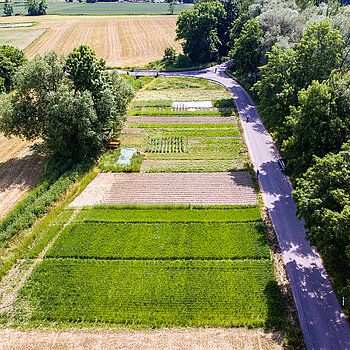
[0,45,134,161]
[3,0,47,16]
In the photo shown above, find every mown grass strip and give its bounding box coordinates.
[17,258,284,329]
[45,222,269,260]
[74,207,261,223]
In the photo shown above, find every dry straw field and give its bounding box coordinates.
[0,15,182,67]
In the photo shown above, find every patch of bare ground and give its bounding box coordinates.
[0,135,46,220]
[0,328,284,350]
[69,172,257,207]
[126,115,237,125]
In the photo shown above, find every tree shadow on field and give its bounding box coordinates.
[0,151,47,192]
[264,280,287,332]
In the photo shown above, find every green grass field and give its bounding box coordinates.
[17,207,284,329]
[17,258,282,327]
[0,2,193,16]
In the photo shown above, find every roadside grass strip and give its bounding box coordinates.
[45,222,270,260]
[74,207,261,223]
[17,259,284,328]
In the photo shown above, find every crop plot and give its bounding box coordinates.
[0,28,46,50]
[145,136,186,153]
[16,207,284,329]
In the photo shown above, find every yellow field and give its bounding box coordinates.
[0,15,181,67]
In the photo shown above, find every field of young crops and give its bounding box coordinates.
[16,207,284,329]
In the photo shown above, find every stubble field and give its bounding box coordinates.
[0,16,181,67]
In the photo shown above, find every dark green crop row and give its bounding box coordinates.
[145,135,187,153]
[18,258,284,329]
[45,222,270,260]
[74,207,261,223]
[129,123,237,129]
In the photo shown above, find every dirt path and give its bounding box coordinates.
[0,135,46,220]
[0,328,284,350]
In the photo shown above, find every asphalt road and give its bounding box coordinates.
[130,63,350,349]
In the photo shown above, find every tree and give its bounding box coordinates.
[229,18,263,82]
[168,1,175,14]
[65,45,106,96]
[176,1,226,62]
[3,1,13,16]
[163,46,176,65]
[282,76,350,177]
[26,0,47,15]
[255,21,344,146]
[0,49,134,160]
[0,45,27,92]
[293,142,350,294]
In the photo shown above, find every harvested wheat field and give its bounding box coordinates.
[0,135,46,219]
[7,15,182,67]
[0,328,284,350]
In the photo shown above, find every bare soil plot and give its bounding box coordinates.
[69,172,257,207]
[11,16,181,67]
[0,28,46,50]
[0,328,283,350]
[0,135,46,219]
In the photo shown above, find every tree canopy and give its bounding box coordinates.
[0,47,134,160]
[0,45,27,93]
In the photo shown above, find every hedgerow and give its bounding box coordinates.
[18,258,284,328]
[74,207,261,223]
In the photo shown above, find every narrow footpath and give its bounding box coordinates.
[132,63,350,350]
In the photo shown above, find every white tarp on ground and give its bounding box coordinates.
[116,148,137,166]
[173,101,213,109]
